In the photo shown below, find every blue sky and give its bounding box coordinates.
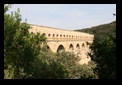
[7,4,116,30]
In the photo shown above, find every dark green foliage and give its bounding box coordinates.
[30,50,96,79]
[75,21,116,40]
[75,20,116,79]
[4,4,46,79]
[90,29,116,79]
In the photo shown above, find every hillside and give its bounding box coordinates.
[75,21,116,40]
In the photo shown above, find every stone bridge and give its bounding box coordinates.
[29,24,94,64]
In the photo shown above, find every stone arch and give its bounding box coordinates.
[42,33,46,37]
[45,45,51,51]
[60,34,62,37]
[82,43,85,48]
[46,45,50,50]
[63,35,65,37]
[57,45,65,53]
[48,34,51,37]
[75,43,80,54]
[69,44,74,52]
[76,44,80,49]
[56,34,58,37]
[53,34,55,37]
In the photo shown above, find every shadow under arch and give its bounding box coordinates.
[76,43,80,49]
[46,45,51,50]
[42,45,52,52]
[82,43,85,48]
[69,44,74,52]
[57,44,65,53]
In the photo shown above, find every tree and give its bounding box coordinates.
[89,28,116,79]
[4,4,46,79]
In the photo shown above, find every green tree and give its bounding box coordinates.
[75,20,116,79]
[89,28,116,79]
[4,4,46,79]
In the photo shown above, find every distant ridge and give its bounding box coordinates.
[75,21,116,34]
[75,21,116,39]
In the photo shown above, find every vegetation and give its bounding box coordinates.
[4,4,96,79]
[75,21,116,40]
[75,20,116,79]
[5,4,115,79]
[4,4,46,78]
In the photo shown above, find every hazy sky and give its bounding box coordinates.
[7,4,116,30]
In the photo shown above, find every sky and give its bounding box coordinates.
[7,4,116,30]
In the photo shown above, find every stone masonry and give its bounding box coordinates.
[29,24,94,65]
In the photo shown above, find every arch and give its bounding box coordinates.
[46,45,50,50]
[48,34,51,37]
[82,43,85,48]
[57,45,65,53]
[76,44,80,49]
[56,34,58,37]
[76,44,80,53]
[53,34,55,37]
[60,34,62,37]
[42,33,46,36]
[69,44,74,52]
[45,45,51,51]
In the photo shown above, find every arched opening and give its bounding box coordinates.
[42,33,46,37]
[53,34,55,37]
[56,34,58,37]
[82,43,85,48]
[69,44,74,52]
[76,44,80,54]
[46,45,50,50]
[48,34,51,37]
[76,44,80,49]
[60,34,62,37]
[46,45,51,51]
[42,45,51,52]
[57,45,65,53]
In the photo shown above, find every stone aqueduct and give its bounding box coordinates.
[29,24,94,64]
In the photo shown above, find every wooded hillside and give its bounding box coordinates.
[75,21,116,40]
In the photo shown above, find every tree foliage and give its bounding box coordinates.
[75,21,116,79]
[75,21,116,40]
[90,29,116,79]
[4,4,46,78]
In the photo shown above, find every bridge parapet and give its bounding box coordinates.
[47,38,93,42]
